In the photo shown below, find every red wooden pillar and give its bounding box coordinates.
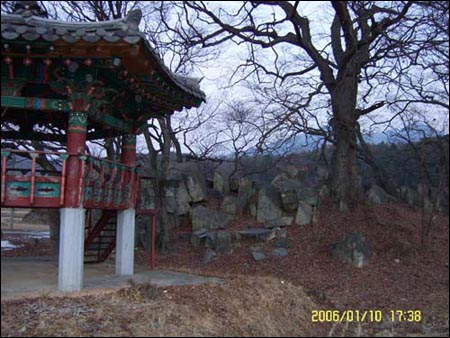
[121,134,137,166]
[121,134,137,208]
[64,111,87,208]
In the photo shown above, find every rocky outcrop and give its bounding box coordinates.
[191,205,233,231]
[257,186,292,226]
[257,186,283,222]
[163,162,207,216]
[163,179,192,215]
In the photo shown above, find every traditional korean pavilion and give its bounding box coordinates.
[1,2,205,291]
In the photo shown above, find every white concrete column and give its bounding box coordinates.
[58,208,85,292]
[115,209,135,275]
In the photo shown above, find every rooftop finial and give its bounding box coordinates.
[126,9,142,30]
[13,1,48,18]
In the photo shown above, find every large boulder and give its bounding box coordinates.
[167,161,206,203]
[221,195,246,216]
[316,165,329,183]
[257,186,284,224]
[280,189,298,213]
[213,171,229,195]
[295,202,314,225]
[400,186,418,206]
[331,232,371,268]
[191,205,233,231]
[250,245,266,262]
[366,184,397,205]
[271,172,302,192]
[417,183,434,211]
[298,187,319,207]
[205,231,233,255]
[271,171,319,213]
[160,161,208,216]
[163,179,191,215]
[193,230,233,264]
[238,177,256,200]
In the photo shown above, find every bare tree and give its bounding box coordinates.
[390,111,449,246]
[162,1,441,211]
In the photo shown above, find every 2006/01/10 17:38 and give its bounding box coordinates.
[311,310,422,323]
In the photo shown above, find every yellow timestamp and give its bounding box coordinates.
[311,310,422,323]
[390,310,422,322]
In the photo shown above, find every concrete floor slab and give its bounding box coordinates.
[1,256,223,299]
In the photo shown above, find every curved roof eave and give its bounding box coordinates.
[1,9,206,103]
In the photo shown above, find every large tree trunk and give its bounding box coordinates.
[330,119,359,211]
[329,76,360,211]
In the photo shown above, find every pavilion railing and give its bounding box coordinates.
[82,155,138,210]
[1,149,138,210]
[1,149,68,208]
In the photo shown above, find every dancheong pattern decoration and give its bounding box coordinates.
[1,149,137,210]
[1,2,205,215]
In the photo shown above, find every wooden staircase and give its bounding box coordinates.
[84,210,117,263]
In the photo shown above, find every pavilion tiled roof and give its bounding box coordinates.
[1,6,206,102]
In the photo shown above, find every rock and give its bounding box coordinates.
[272,248,288,257]
[366,184,397,205]
[298,188,319,207]
[202,248,217,264]
[190,229,208,248]
[163,179,191,215]
[213,171,229,195]
[221,195,245,216]
[237,228,274,242]
[183,174,205,203]
[271,173,302,192]
[191,206,233,231]
[257,186,284,223]
[192,230,233,256]
[265,216,294,228]
[417,183,434,211]
[318,185,330,201]
[285,165,299,178]
[280,189,298,212]
[250,246,266,262]
[272,227,288,238]
[249,203,257,218]
[167,161,207,203]
[331,232,371,268]
[316,165,329,183]
[400,186,418,206]
[295,202,314,225]
[238,178,255,200]
[270,172,291,190]
[229,176,240,193]
[205,231,233,255]
[272,238,289,249]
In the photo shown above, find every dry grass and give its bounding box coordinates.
[1,276,322,337]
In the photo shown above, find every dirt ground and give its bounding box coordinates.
[1,203,449,337]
